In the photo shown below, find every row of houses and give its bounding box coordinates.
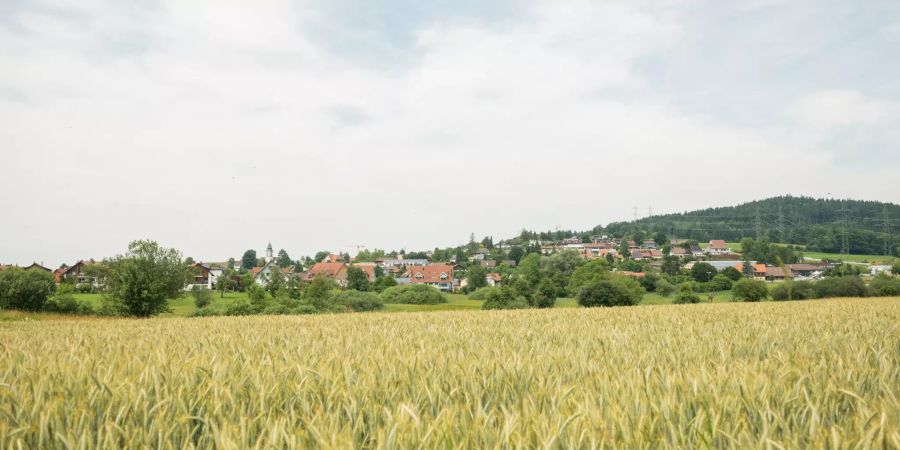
[682,260,831,281]
[0,260,100,285]
[539,237,735,261]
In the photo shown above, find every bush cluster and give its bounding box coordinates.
[381,284,447,305]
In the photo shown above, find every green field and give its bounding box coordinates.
[801,251,896,265]
[0,290,739,321]
[2,297,898,448]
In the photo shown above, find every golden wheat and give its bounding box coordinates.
[1,297,898,449]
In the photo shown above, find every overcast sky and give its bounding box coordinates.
[2,0,899,267]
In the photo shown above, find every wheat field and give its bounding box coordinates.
[1,298,898,449]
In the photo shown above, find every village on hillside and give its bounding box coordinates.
[4,235,893,294]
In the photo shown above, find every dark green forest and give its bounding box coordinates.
[516,196,899,256]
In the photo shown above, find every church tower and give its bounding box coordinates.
[266,242,274,263]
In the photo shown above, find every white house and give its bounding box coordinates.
[705,240,732,256]
[186,263,223,290]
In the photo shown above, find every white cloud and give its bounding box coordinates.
[788,90,898,129]
[0,0,898,266]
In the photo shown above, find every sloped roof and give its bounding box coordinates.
[305,262,347,280]
[408,264,454,284]
[708,240,728,249]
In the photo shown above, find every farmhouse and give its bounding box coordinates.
[705,240,732,256]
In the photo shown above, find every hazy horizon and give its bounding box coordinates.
[3,0,900,267]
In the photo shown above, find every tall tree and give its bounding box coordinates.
[346,266,369,291]
[241,249,257,270]
[276,249,292,268]
[104,240,187,317]
[466,264,488,291]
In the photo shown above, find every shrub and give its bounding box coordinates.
[655,279,676,297]
[673,283,701,304]
[45,285,95,315]
[577,279,642,307]
[0,267,56,311]
[290,304,318,315]
[225,298,256,316]
[814,276,867,298]
[482,287,529,310]
[191,286,212,309]
[468,287,499,300]
[331,290,384,312]
[771,281,818,301]
[732,279,768,302]
[190,307,222,317]
[868,274,900,297]
[381,285,447,305]
[531,278,557,308]
[710,274,733,291]
[247,283,267,304]
[370,276,397,293]
[75,283,95,294]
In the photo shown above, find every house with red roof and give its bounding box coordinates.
[304,262,349,287]
[406,264,454,292]
[705,240,732,256]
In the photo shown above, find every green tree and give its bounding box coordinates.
[265,268,286,296]
[507,247,525,263]
[191,285,212,308]
[104,240,187,317]
[346,266,370,291]
[690,262,718,283]
[371,275,397,293]
[215,270,234,298]
[517,253,542,286]
[241,249,257,270]
[466,264,488,292]
[741,258,753,279]
[722,266,743,281]
[576,279,642,307]
[0,267,56,311]
[655,278,676,297]
[305,275,338,311]
[732,278,768,302]
[567,259,609,294]
[660,256,681,275]
[482,286,529,310]
[276,249,292,268]
[313,251,330,263]
[710,274,733,291]
[532,277,557,308]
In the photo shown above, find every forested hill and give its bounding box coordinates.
[600,196,899,256]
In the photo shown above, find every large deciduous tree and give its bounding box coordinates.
[241,249,257,270]
[0,267,56,311]
[276,249,292,268]
[104,240,187,317]
[346,266,369,291]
